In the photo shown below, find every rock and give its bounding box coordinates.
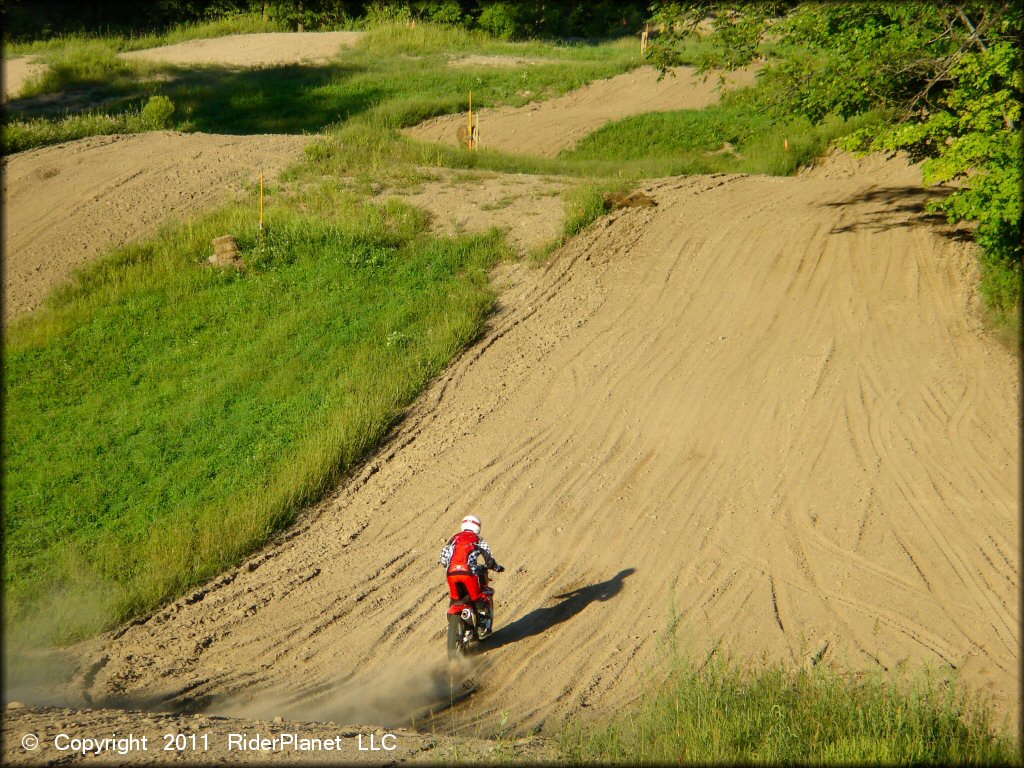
[6,701,25,709]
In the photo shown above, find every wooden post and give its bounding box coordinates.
[641,24,649,55]
[468,91,474,150]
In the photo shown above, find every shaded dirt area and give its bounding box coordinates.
[2,131,309,322]
[7,153,1010,754]
[119,31,364,67]
[403,64,758,156]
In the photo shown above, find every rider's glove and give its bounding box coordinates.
[494,564,505,572]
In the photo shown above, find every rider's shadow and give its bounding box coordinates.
[484,567,636,652]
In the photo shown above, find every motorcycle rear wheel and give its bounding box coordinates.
[447,614,468,660]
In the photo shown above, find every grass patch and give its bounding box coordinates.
[4,193,510,644]
[4,95,177,153]
[561,650,1020,764]
[976,249,1022,350]
[4,13,287,57]
[563,102,890,176]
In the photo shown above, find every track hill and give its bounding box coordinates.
[47,152,1017,738]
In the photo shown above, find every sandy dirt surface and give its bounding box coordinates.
[119,32,364,67]
[448,54,553,68]
[2,56,46,100]
[2,131,309,322]
[403,64,758,156]
[387,170,573,253]
[2,704,553,764]
[4,151,1012,757]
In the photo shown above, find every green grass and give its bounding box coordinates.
[561,651,1020,763]
[4,96,176,153]
[4,191,510,645]
[4,13,287,57]
[562,103,890,177]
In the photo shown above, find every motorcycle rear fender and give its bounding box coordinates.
[446,595,491,615]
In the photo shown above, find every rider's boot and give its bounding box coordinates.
[474,598,491,634]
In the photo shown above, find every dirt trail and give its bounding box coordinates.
[403,65,758,156]
[119,31,363,67]
[44,152,1016,740]
[2,131,308,322]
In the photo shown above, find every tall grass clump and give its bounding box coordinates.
[3,95,177,153]
[561,652,1020,764]
[4,194,509,645]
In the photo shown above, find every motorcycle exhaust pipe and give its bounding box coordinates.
[460,608,473,623]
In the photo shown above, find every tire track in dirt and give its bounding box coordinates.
[39,152,1019,740]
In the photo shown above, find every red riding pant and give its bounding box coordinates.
[447,573,483,601]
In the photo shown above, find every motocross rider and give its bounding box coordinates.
[439,514,504,630]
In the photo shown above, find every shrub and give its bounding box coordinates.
[139,95,175,129]
[477,3,521,40]
[419,1,462,25]
[364,1,412,26]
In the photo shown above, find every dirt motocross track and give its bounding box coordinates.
[2,33,1018,757]
[45,153,1016,741]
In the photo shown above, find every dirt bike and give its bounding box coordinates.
[446,569,500,660]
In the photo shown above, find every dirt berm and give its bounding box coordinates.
[404,64,757,156]
[26,152,1013,744]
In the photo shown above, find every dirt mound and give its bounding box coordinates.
[49,152,1016,738]
[2,56,46,100]
[119,31,364,67]
[2,131,309,322]
[403,64,758,157]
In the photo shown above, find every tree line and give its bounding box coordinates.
[2,0,652,40]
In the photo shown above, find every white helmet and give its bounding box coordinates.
[460,515,481,534]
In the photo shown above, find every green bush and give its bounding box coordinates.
[364,1,412,26]
[139,95,175,129]
[477,2,522,40]
[419,1,462,25]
